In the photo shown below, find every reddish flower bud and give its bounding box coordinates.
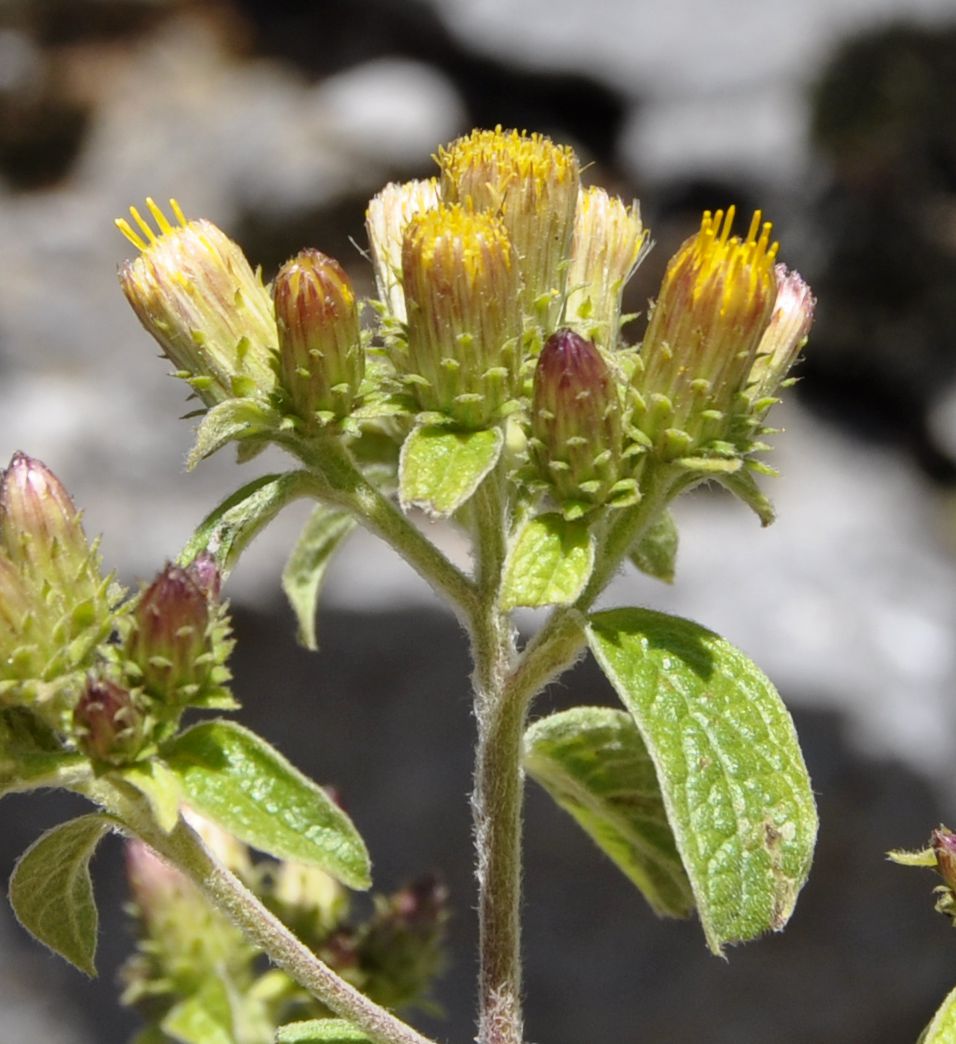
[127,563,213,703]
[531,329,624,513]
[933,827,956,892]
[273,248,364,428]
[73,678,143,765]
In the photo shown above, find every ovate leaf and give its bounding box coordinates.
[179,472,312,580]
[282,506,356,651]
[399,425,502,517]
[163,721,370,889]
[629,509,678,584]
[501,513,594,610]
[717,468,776,527]
[8,813,114,975]
[277,1019,374,1043]
[587,607,817,954]
[187,398,277,469]
[919,985,956,1044]
[525,707,693,917]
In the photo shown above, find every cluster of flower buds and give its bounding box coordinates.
[122,820,449,1037]
[117,127,814,523]
[0,453,115,726]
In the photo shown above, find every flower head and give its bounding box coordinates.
[400,203,523,428]
[117,198,277,406]
[565,187,651,348]
[273,248,364,428]
[437,127,580,327]
[748,264,815,404]
[633,207,779,453]
[72,677,144,766]
[366,179,440,322]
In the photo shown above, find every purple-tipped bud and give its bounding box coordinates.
[933,827,956,892]
[531,329,623,511]
[273,249,364,428]
[73,678,144,765]
[128,563,212,703]
[0,453,89,582]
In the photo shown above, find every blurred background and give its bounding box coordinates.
[2,0,956,1040]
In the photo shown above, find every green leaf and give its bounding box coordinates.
[629,509,678,584]
[161,978,234,1044]
[187,398,277,469]
[920,985,956,1044]
[587,608,817,954]
[8,813,114,975]
[887,845,937,868]
[399,425,502,517]
[179,472,311,580]
[525,707,693,917]
[277,1019,373,1043]
[118,760,184,833]
[164,721,371,889]
[282,506,356,651]
[717,468,776,526]
[500,513,594,610]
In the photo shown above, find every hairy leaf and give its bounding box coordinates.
[179,472,312,580]
[525,707,693,917]
[919,985,956,1044]
[282,506,356,651]
[629,509,678,584]
[164,721,370,889]
[8,813,114,974]
[587,607,817,953]
[501,513,593,610]
[187,399,276,469]
[399,425,502,517]
[277,1019,374,1043]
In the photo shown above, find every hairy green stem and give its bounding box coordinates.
[92,782,437,1044]
[469,465,524,1044]
[290,436,479,620]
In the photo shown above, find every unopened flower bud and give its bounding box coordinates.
[531,329,624,512]
[73,678,143,765]
[400,203,523,428]
[437,126,580,327]
[748,264,815,404]
[117,198,277,406]
[0,455,114,715]
[366,179,440,322]
[1,452,89,584]
[933,827,956,893]
[273,249,364,428]
[565,187,650,348]
[634,207,778,453]
[126,562,229,705]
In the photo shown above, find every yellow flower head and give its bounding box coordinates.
[565,187,651,348]
[400,203,522,428]
[638,207,778,437]
[117,199,277,406]
[437,126,580,327]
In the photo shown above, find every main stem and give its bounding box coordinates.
[471,470,523,1044]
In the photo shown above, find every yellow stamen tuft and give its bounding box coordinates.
[404,204,513,286]
[114,199,189,253]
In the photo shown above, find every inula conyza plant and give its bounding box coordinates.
[2,128,821,1044]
